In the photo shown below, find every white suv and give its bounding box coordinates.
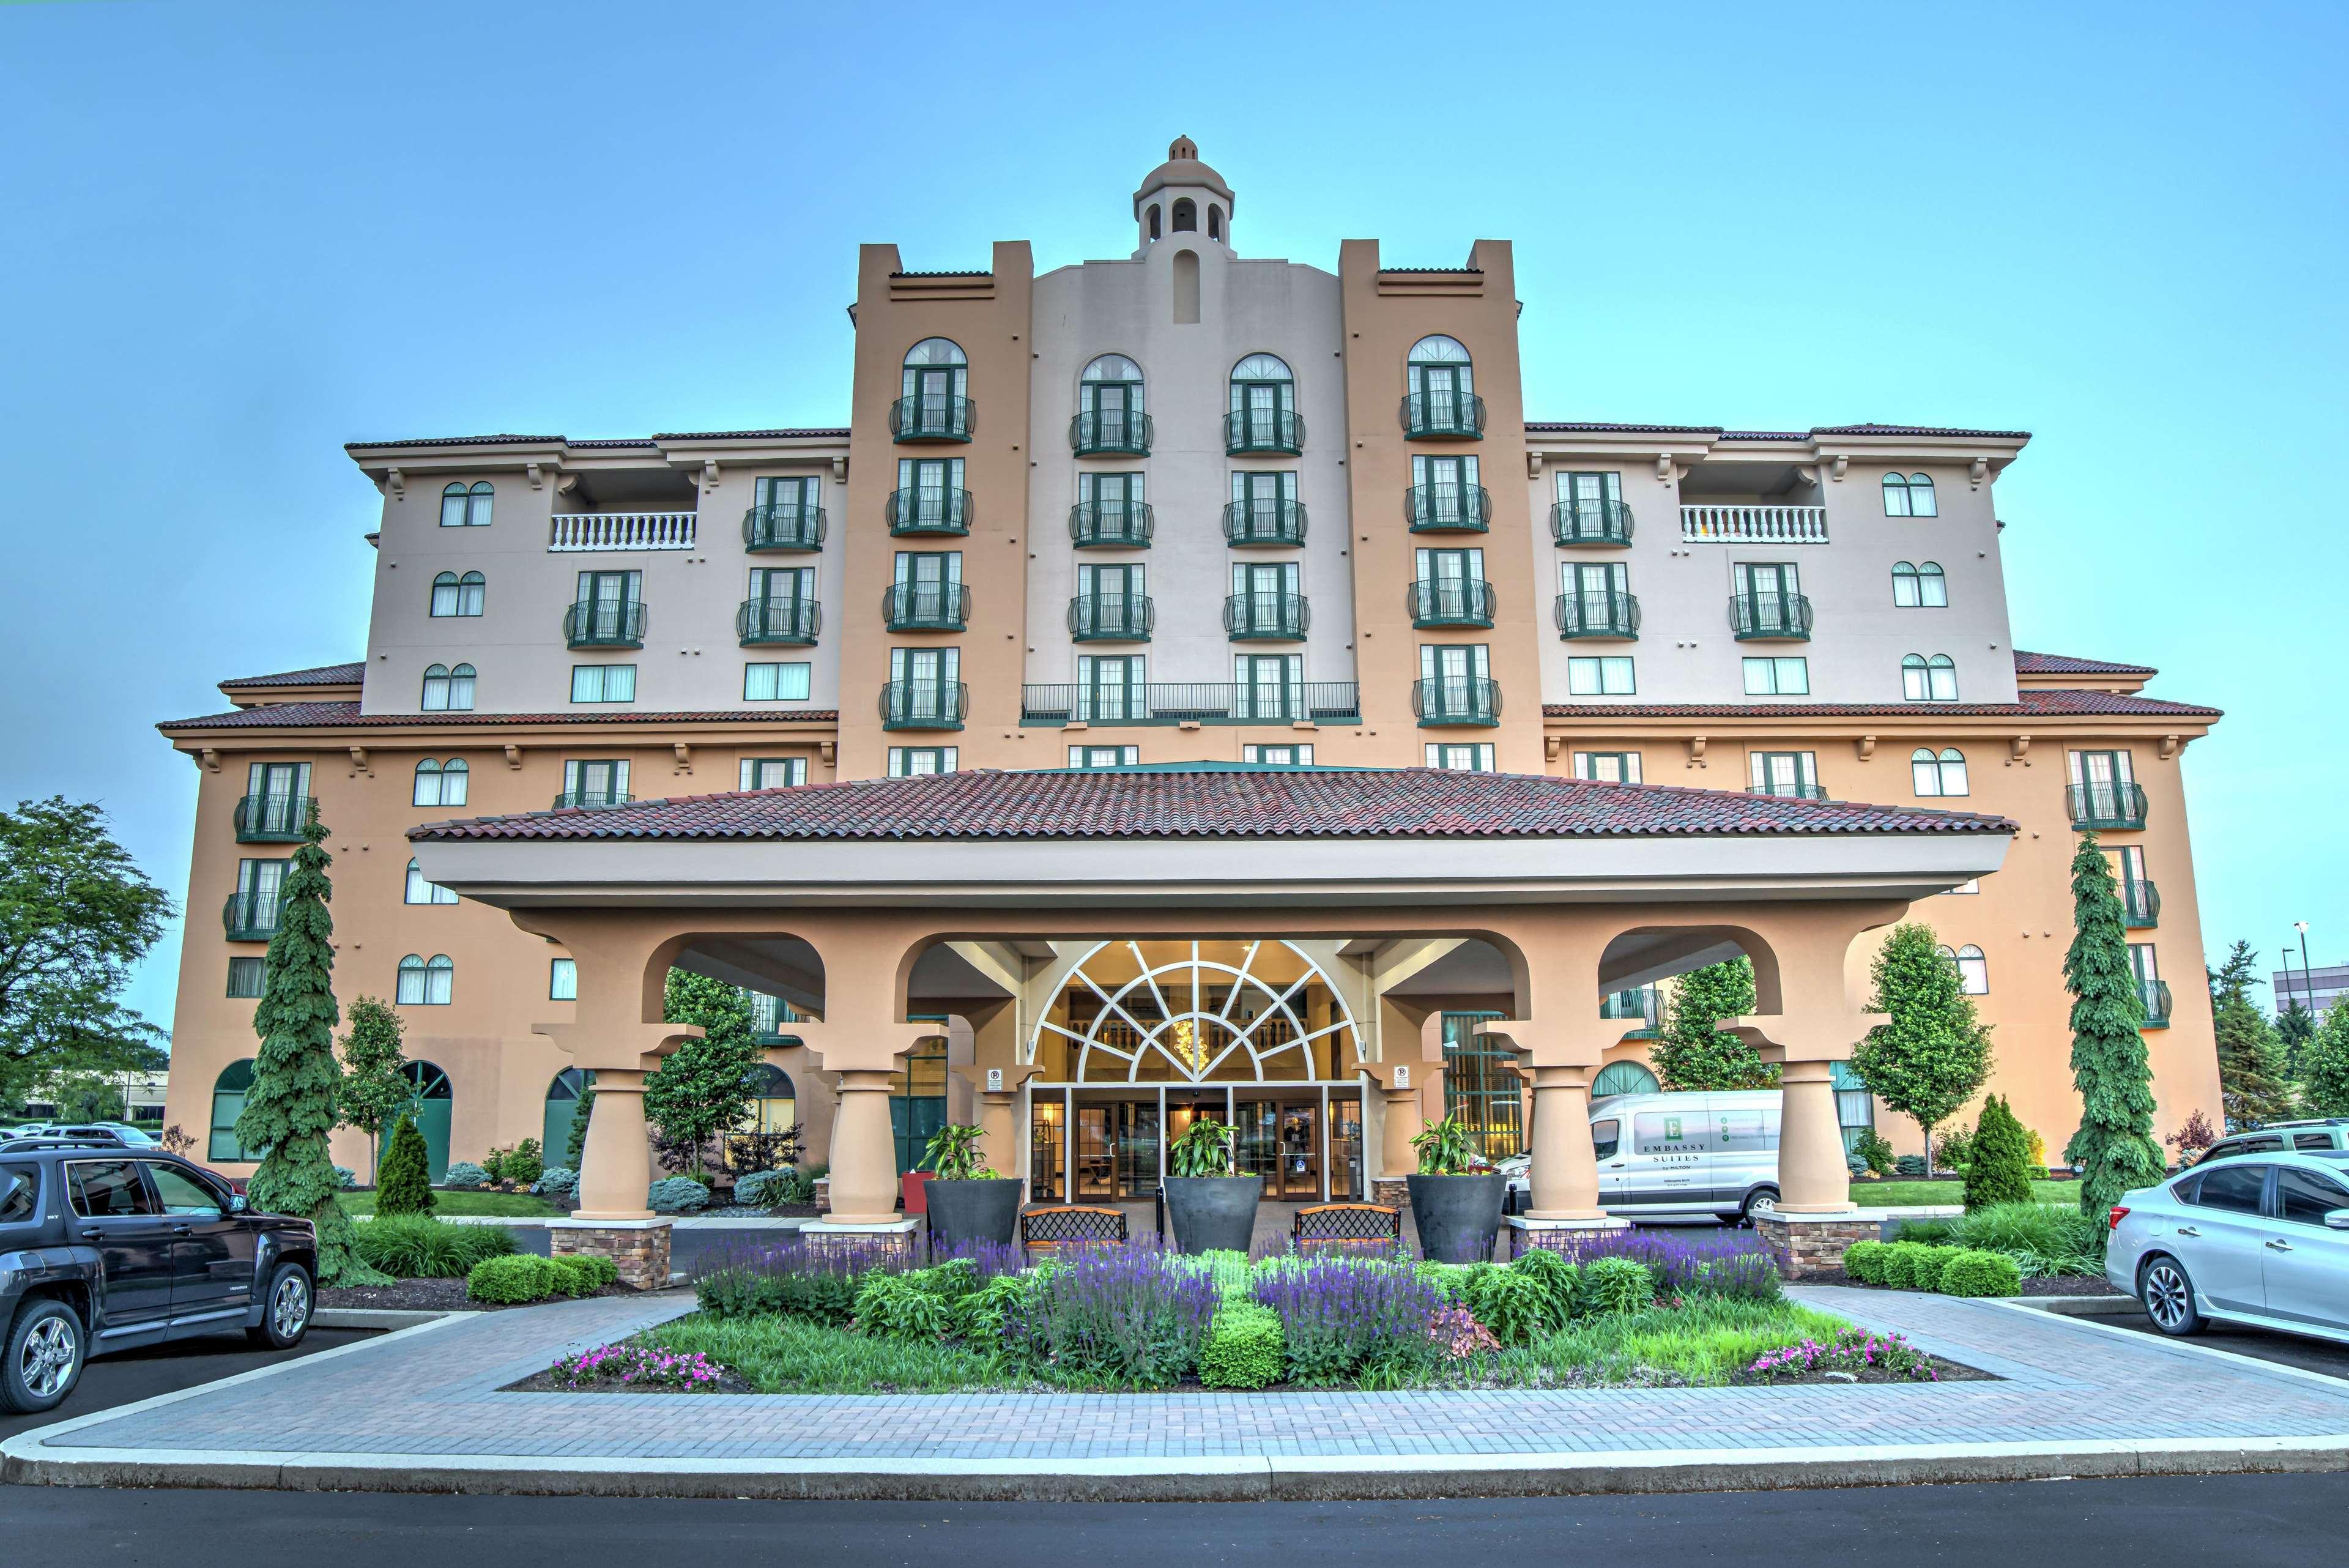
[2107,1151,2349,1343]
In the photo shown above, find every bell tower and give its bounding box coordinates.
[1132,135,1236,255]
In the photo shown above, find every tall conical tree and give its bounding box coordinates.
[2210,941,2293,1128]
[233,805,376,1284]
[2061,832,2165,1219]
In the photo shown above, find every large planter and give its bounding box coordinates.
[1162,1175,1263,1254]
[1407,1173,1509,1263]
[922,1177,1023,1250]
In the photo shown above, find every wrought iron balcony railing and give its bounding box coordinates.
[1411,675,1501,726]
[889,395,974,442]
[1551,497,1635,547]
[736,597,821,646]
[563,599,646,648]
[883,581,972,633]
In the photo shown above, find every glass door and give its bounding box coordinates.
[1734,562,1799,635]
[1116,1099,1162,1198]
[1235,653,1301,721]
[1276,1102,1320,1198]
[1028,1094,1065,1202]
[1074,1105,1116,1200]
[1328,1096,1363,1200]
[1235,1100,1280,1189]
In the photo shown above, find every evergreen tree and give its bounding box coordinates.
[2277,1002,2316,1079]
[2061,833,2165,1219]
[336,995,409,1183]
[374,1112,434,1215]
[1647,959,1778,1091]
[1963,1094,2035,1209]
[2210,942,2293,1128]
[232,806,375,1284]
[644,972,762,1179]
[563,1075,595,1171]
[2301,1004,2349,1118]
[1850,923,1995,1175]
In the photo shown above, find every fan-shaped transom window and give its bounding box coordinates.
[439,481,493,529]
[412,757,469,807]
[1883,472,1938,517]
[430,570,485,617]
[1082,354,1143,385]
[1901,653,1958,702]
[900,338,967,403]
[1910,747,1969,797]
[1036,940,1360,1083]
[1891,560,1947,608]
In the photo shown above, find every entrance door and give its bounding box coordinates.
[1116,1099,1162,1198]
[1329,1098,1364,1200]
[398,1062,453,1182]
[1074,1105,1116,1200]
[912,366,956,434]
[1275,1102,1320,1198]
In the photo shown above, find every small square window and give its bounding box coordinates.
[1573,751,1642,784]
[738,757,807,790]
[1742,656,1809,696]
[744,662,812,702]
[1567,656,1636,696]
[571,664,636,703]
[549,957,577,1001]
[226,957,265,998]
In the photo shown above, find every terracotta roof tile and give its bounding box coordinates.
[218,661,365,690]
[158,701,839,731]
[408,764,2014,845]
[2011,649,2159,676]
[1542,689,2217,720]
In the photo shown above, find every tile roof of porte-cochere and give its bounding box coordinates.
[409,765,2014,845]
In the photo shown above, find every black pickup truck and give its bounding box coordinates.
[0,1137,317,1413]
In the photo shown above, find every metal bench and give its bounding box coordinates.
[1019,1203,1129,1255]
[1291,1201,1402,1252]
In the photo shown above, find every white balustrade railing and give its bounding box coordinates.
[1679,505,1828,544]
[547,511,698,552]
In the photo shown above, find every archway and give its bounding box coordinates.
[398,1061,453,1181]
[209,1060,258,1162]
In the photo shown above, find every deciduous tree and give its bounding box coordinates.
[2301,1004,2349,1119]
[1850,923,1994,1175]
[336,996,409,1183]
[643,972,762,1180]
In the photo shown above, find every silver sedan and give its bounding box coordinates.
[2107,1151,2349,1343]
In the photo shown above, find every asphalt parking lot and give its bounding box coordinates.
[0,1325,371,1443]
[2085,1307,2349,1381]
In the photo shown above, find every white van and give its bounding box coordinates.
[1498,1090,1783,1225]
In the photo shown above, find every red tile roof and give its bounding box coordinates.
[2011,650,2158,676]
[408,764,2013,844]
[158,701,839,731]
[1524,422,2032,441]
[1542,689,2218,721]
[218,661,365,690]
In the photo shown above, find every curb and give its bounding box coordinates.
[7,1436,2349,1501]
[315,1308,459,1330]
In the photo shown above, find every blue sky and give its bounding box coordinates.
[3,0,2343,1034]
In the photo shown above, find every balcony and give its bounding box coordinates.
[1223,499,1307,546]
[2122,877,2162,929]
[1019,682,1362,726]
[1069,500,1154,548]
[1600,987,1661,1039]
[1224,591,1310,641]
[1680,505,1828,544]
[886,486,973,537]
[1411,676,1501,727]
[547,511,697,553]
[2067,781,2149,831]
[564,599,646,649]
[880,680,969,730]
[221,890,282,942]
[553,789,634,810]
[1551,498,1635,547]
[883,581,971,633]
[1070,409,1152,456]
[889,395,974,442]
[1728,593,1813,641]
[234,794,312,843]
[1405,483,1491,533]
[2140,978,2173,1028]
[1407,578,1496,629]
[1748,782,1831,802]
[1554,590,1641,640]
[1400,392,1486,439]
[741,501,825,552]
[1068,593,1155,641]
[736,597,822,647]
[1225,408,1304,455]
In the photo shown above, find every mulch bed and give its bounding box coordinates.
[321,1278,651,1313]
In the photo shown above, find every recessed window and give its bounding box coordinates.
[1891,560,1948,608]
[1742,656,1809,696]
[1750,751,1822,799]
[1911,748,1970,797]
[1939,943,1989,994]
[439,481,493,528]
[738,757,806,790]
[1902,653,1959,702]
[1573,751,1642,784]
[1882,472,1937,517]
[549,957,577,1001]
[412,757,469,808]
[1171,198,1197,231]
[1067,745,1140,769]
[226,957,265,998]
[420,663,475,712]
[743,662,812,702]
[1424,743,1495,771]
[1146,203,1161,240]
[571,664,636,704]
[404,858,457,906]
[559,759,629,809]
[396,953,455,1006]
[430,570,486,617]
[888,747,957,777]
[1567,656,1635,696]
[1242,744,1313,765]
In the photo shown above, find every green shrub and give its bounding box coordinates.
[1417,1261,1479,1302]
[375,1115,434,1216]
[351,1216,519,1279]
[552,1253,620,1293]
[467,1254,570,1304]
[1471,1266,1559,1346]
[733,1169,790,1208]
[1893,1154,1928,1178]
[1880,1241,1933,1289]
[1199,1303,1286,1390]
[1935,1126,1976,1172]
[1963,1096,2035,1211]
[855,1271,954,1339]
[1841,1239,1890,1284]
[950,1273,1033,1342]
[1937,1249,2024,1298]
[444,1161,491,1191]
[1892,1217,1954,1246]
[647,1176,710,1213]
[1579,1256,1654,1315]
[693,1264,859,1325]
[500,1138,544,1188]
[535,1167,578,1202]
[1909,1246,1951,1291]
[1852,1128,1897,1177]
[1508,1247,1581,1328]
[908,1258,981,1299]
[1946,1202,2105,1277]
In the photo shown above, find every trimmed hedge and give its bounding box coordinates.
[1841,1239,1890,1284]
[1937,1249,2023,1298]
[465,1252,617,1304]
[1882,1241,1950,1291]
[1199,1303,1285,1390]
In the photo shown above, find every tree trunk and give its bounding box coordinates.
[1922,1124,1935,1180]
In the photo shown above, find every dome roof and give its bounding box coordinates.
[1132,135,1234,215]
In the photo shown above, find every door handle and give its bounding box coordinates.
[172,1225,193,1236]
[79,1228,103,1240]
[2176,1227,2200,1237]
[2266,1239,2293,1251]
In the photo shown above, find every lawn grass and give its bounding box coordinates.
[342,1189,560,1217]
[1482,1298,1855,1386]
[1850,1179,2078,1207]
[646,1313,1012,1393]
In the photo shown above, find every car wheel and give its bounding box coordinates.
[2139,1254,2205,1337]
[1739,1187,1781,1227]
[247,1262,313,1350]
[2,1299,85,1415]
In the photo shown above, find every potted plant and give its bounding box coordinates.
[918,1124,1023,1249]
[1162,1117,1261,1254]
[1406,1115,1508,1263]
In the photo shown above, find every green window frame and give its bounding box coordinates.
[1567,655,1635,696]
[888,746,957,777]
[209,1060,259,1162]
[225,956,265,999]
[1574,751,1642,783]
[1742,656,1808,696]
[570,664,636,704]
[549,957,577,1000]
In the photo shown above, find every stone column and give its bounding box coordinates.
[573,1068,653,1221]
[826,1069,900,1224]
[1776,1058,1854,1213]
[1524,1064,1605,1220]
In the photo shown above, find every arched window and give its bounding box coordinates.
[1592,1060,1661,1098]
[421,664,452,710]
[1902,653,1958,702]
[1228,352,1296,448]
[1208,204,1223,241]
[746,1064,797,1134]
[397,954,455,1006]
[1882,472,1938,518]
[1952,944,1989,994]
[209,1059,259,1162]
[1406,335,1476,434]
[1078,354,1145,450]
[404,858,457,905]
[1891,561,1919,606]
[543,1067,592,1163]
[412,758,440,805]
[439,757,467,805]
[1171,198,1197,231]
[1146,203,1161,240]
[444,663,475,710]
[1911,747,1970,797]
[1916,561,1946,606]
[899,338,968,437]
[440,481,493,528]
[426,570,484,617]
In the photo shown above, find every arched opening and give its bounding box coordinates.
[1171,197,1196,231]
[1208,203,1223,240]
[1406,334,1477,433]
[1146,203,1160,240]
[396,1061,454,1182]
[1592,1060,1661,1098]
[209,1060,258,1162]
[1172,249,1200,324]
[898,337,968,439]
[1227,352,1295,449]
[1078,353,1145,450]
[542,1067,592,1165]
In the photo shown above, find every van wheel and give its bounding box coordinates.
[1739,1187,1781,1227]
[2,1299,85,1414]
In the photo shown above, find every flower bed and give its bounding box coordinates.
[522,1232,1988,1394]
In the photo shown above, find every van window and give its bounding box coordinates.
[1633,1112,1707,1155]
[2294,1133,2337,1151]
[1590,1118,1620,1161]
[1716,1108,1778,1153]
[2188,1163,2266,1214]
